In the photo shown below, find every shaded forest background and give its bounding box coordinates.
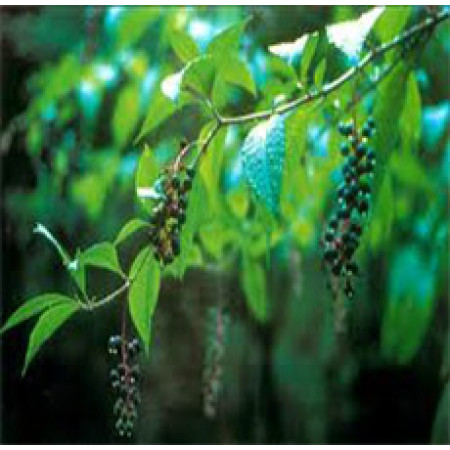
[1,5,449,444]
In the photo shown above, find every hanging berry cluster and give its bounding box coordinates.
[108,335,142,438]
[148,165,195,265]
[202,305,229,419]
[322,116,376,303]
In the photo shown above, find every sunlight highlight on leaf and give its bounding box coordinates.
[161,69,185,102]
[327,6,385,59]
[269,33,309,64]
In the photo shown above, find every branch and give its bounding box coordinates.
[80,10,449,313]
[79,245,152,311]
[193,120,222,167]
[219,9,449,126]
[80,280,130,311]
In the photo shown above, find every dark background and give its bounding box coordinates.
[1,6,449,444]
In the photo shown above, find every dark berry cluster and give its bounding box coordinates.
[323,117,376,301]
[108,335,142,438]
[148,165,195,265]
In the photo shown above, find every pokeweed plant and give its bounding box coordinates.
[1,6,448,439]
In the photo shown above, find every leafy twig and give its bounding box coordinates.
[218,9,448,126]
[79,9,449,314]
[79,246,152,311]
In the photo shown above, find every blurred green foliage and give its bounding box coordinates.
[1,5,449,444]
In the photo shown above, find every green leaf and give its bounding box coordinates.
[314,59,327,88]
[199,222,239,260]
[160,56,217,104]
[135,89,176,142]
[182,55,216,99]
[69,249,86,295]
[128,247,160,354]
[375,6,411,44]
[373,63,409,162]
[199,123,227,213]
[211,73,231,110]
[226,184,250,219]
[71,173,108,220]
[241,254,268,323]
[205,20,254,97]
[399,72,421,154]
[1,294,74,335]
[240,113,286,215]
[22,301,79,376]
[169,29,200,63]
[33,223,86,295]
[281,107,310,220]
[218,56,256,96]
[301,32,319,84]
[115,219,150,246]
[112,83,140,148]
[389,151,434,194]
[33,223,71,266]
[381,246,436,364]
[369,170,394,249]
[206,19,249,57]
[26,121,43,156]
[116,6,159,49]
[80,242,123,276]
[135,144,160,213]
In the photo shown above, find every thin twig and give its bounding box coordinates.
[219,9,448,126]
[173,140,199,171]
[79,246,152,311]
[193,120,222,167]
[80,280,130,311]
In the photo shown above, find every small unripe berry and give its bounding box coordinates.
[350,222,362,236]
[361,124,373,138]
[356,142,367,158]
[358,198,369,214]
[182,178,192,192]
[178,210,186,225]
[348,135,357,148]
[329,217,338,229]
[324,248,338,263]
[325,230,335,242]
[186,166,196,178]
[338,122,348,136]
[358,182,371,195]
[163,253,174,265]
[340,142,350,156]
[348,155,358,167]
[346,262,359,276]
[108,335,121,355]
[172,236,181,255]
[338,207,350,220]
[332,262,342,276]
[171,175,180,190]
[179,194,188,209]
